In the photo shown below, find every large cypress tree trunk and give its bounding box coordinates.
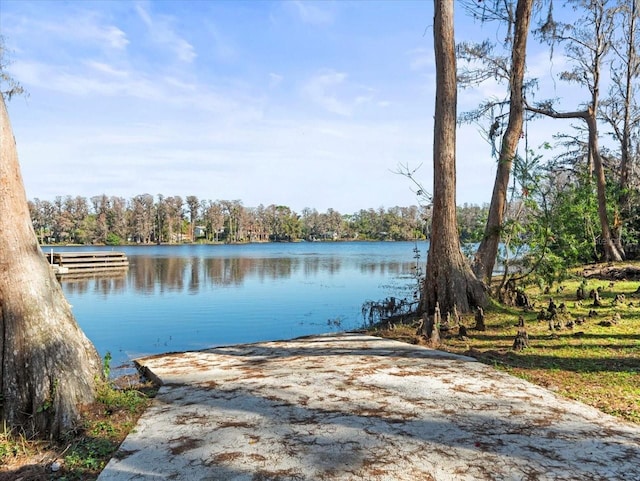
[423,0,487,317]
[472,0,533,284]
[1,96,101,438]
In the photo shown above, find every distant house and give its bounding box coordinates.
[194,226,207,239]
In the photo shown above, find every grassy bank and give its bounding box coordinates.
[370,272,640,424]
[0,377,157,481]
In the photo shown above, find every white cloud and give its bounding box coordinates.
[301,71,380,117]
[458,77,507,113]
[269,73,284,88]
[355,95,373,105]
[85,61,130,78]
[134,2,153,26]
[12,60,160,98]
[302,70,352,116]
[163,76,196,91]
[204,22,237,61]
[524,50,591,111]
[12,51,268,131]
[407,48,432,71]
[527,50,569,80]
[5,10,129,51]
[291,1,334,26]
[135,3,196,63]
[99,25,130,50]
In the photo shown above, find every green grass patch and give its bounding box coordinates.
[372,271,640,424]
[0,378,157,480]
[57,381,157,479]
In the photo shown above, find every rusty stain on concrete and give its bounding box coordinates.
[98,333,640,480]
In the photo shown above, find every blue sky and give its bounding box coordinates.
[1,0,582,213]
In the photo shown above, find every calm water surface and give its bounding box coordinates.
[54,242,425,372]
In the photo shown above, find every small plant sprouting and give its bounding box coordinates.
[37,379,59,413]
[102,351,112,379]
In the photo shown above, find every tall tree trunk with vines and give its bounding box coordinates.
[472,0,533,285]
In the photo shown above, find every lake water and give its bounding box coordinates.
[53,242,425,373]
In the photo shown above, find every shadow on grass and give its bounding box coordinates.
[557,332,640,340]
[468,350,640,373]
[464,331,640,343]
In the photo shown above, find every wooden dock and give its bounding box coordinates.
[46,251,129,276]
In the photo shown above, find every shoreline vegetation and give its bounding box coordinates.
[1,263,638,480]
[38,238,425,246]
[28,196,490,246]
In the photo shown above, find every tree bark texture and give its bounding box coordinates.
[1,96,101,438]
[586,110,624,262]
[585,2,624,261]
[614,0,638,254]
[472,0,533,284]
[423,0,487,316]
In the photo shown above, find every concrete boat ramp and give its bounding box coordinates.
[98,333,640,481]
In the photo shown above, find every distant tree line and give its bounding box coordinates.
[27,194,490,245]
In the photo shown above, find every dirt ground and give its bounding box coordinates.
[0,375,153,481]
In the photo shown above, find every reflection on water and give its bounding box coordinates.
[62,256,414,296]
[56,242,424,373]
[62,256,413,296]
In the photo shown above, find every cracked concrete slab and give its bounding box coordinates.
[98,333,640,481]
